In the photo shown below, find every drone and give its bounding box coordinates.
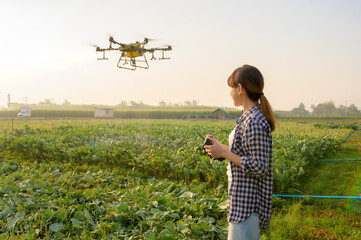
[94,37,172,70]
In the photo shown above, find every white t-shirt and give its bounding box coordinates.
[227,127,236,182]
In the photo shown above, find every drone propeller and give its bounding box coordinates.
[87,43,102,52]
[106,33,116,39]
[145,37,158,42]
[137,35,159,43]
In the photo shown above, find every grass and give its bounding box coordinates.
[262,129,361,239]
[263,202,361,239]
[277,115,360,120]
[301,149,361,196]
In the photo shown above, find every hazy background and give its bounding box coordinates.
[1,0,360,111]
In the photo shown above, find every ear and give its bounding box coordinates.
[238,84,244,95]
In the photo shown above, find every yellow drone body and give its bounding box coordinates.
[125,43,142,58]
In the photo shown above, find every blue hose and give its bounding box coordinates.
[273,194,361,200]
[318,159,361,162]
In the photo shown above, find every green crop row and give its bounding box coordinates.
[313,122,359,130]
[273,135,341,193]
[0,159,228,239]
[0,120,345,193]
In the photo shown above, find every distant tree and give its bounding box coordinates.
[184,101,192,106]
[311,104,316,111]
[311,101,338,116]
[129,101,138,108]
[290,102,310,116]
[115,101,126,109]
[39,99,54,105]
[158,101,167,107]
[345,104,361,116]
[62,99,70,105]
[127,101,152,109]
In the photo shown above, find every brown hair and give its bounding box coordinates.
[228,65,276,131]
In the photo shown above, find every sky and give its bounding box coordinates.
[1,0,360,111]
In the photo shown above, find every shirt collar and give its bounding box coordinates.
[236,104,259,125]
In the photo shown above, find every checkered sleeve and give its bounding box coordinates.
[240,120,271,177]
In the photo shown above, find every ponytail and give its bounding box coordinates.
[260,95,276,132]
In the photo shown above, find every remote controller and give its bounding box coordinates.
[196,131,225,161]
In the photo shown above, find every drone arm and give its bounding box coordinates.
[149,46,172,51]
[109,37,127,48]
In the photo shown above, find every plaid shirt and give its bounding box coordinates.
[228,104,273,230]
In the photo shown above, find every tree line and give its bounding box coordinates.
[3,99,361,117]
[275,101,361,117]
[2,99,226,111]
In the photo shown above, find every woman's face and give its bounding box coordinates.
[230,85,242,107]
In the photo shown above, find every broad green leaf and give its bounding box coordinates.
[151,208,163,215]
[49,223,64,232]
[179,191,194,198]
[119,202,128,211]
[169,213,180,219]
[218,199,228,210]
[6,212,25,231]
[0,206,12,220]
[6,217,19,231]
[71,218,83,227]
[84,209,95,226]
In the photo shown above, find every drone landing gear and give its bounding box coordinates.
[158,50,170,60]
[97,51,108,60]
[117,53,149,70]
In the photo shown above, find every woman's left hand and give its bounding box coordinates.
[203,136,227,159]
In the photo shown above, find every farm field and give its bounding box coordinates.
[0,119,360,239]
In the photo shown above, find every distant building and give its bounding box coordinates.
[94,108,114,118]
[212,108,230,120]
[17,107,31,117]
[181,108,238,120]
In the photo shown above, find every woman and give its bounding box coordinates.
[204,65,275,240]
